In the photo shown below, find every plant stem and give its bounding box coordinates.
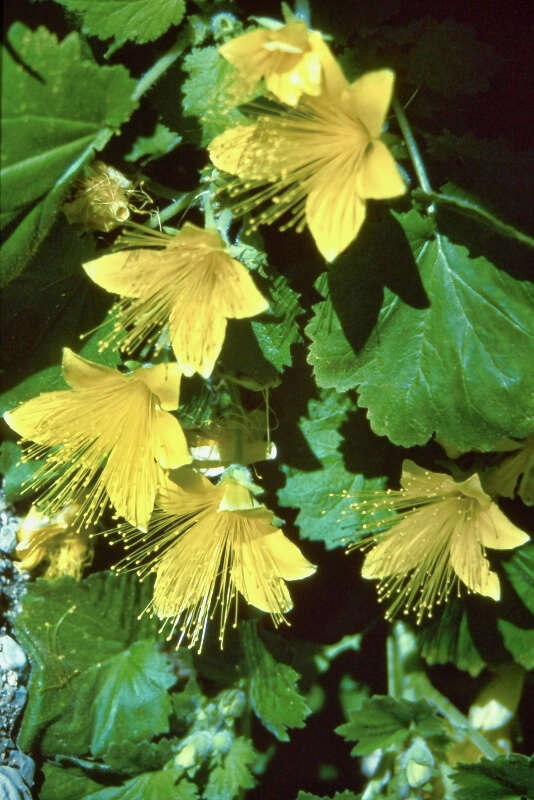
[393,98,434,202]
[132,30,189,102]
[407,673,500,761]
[412,189,534,248]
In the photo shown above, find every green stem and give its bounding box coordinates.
[412,189,534,248]
[132,30,189,102]
[407,673,499,761]
[392,98,434,201]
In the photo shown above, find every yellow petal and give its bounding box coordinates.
[218,480,256,512]
[357,141,406,199]
[261,529,316,581]
[133,363,181,410]
[177,222,223,250]
[209,125,259,177]
[349,69,395,138]
[153,409,191,470]
[219,28,270,73]
[232,539,293,614]
[170,310,227,379]
[309,34,348,100]
[305,168,366,262]
[83,251,145,298]
[4,391,72,442]
[449,527,501,601]
[101,437,161,531]
[266,49,322,105]
[479,505,530,550]
[399,459,457,498]
[219,258,269,318]
[62,348,123,391]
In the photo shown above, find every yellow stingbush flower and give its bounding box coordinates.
[111,467,315,651]
[348,460,529,622]
[219,20,324,107]
[15,504,93,580]
[83,223,268,378]
[483,433,534,506]
[62,160,150,233]
[3,349,190,531]
[209,37,406,262]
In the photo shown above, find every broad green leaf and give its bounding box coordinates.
[296,793,361,800]
[308,210,534,450]
[35,0,186,45]
[203,737,257,800]
[14,572,174,756]
[1,24,136,285]
[418,599,486,677]
[498,620,534,670]
[336,695,446,756]
[278,389,388,549]
[502,544,534,614]
[41,763,103,800]
[102,737,182,775]
[84,772,198,800]
[251,271,303,372]
[125,123,182,164]
[240,621,310,741]
[0,441,42,504]
[451,754,534,800]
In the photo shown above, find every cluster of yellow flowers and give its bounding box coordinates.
[4,16,530,648]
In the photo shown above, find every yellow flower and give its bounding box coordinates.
[112,467,315,651]
[349,460,529,622]
[62,160,149,233]
[3,349,191,530]
[209,38,406,262]
[83,223,268,378]
[219,20,324,107]
[15,504,93,579]
[483,433,534,506]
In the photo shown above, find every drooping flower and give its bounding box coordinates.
[3,349,191,530]
[348,460,529,622]
[83,223,268,378]
[15,504,93,579]
[209,38,406,262]
[187,409,276,474]
[62,160,151,233]
[111,467,315,650]
[219,20,324,107]
[483,433,534,506]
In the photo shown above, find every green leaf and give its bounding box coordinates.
[498,620,534,670]
[308,210,534,450]
[451,754,534,800]
[102,737,182,775]
[336,695,446,756]
[240,621,310,741]
[1,24,137,285]
[0,220,121,415]
[125,123,182,164]
[0,441,42,504]
[278,389,387,549]
[502,544,534,614]
[36,0,186,46]
[296,793,361,800]
[41,763,104,800]
[14,571,174,757]
[418,599,486,677]
[182,46,249,146]
[203,737,257,800]
[84,772,198,800]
